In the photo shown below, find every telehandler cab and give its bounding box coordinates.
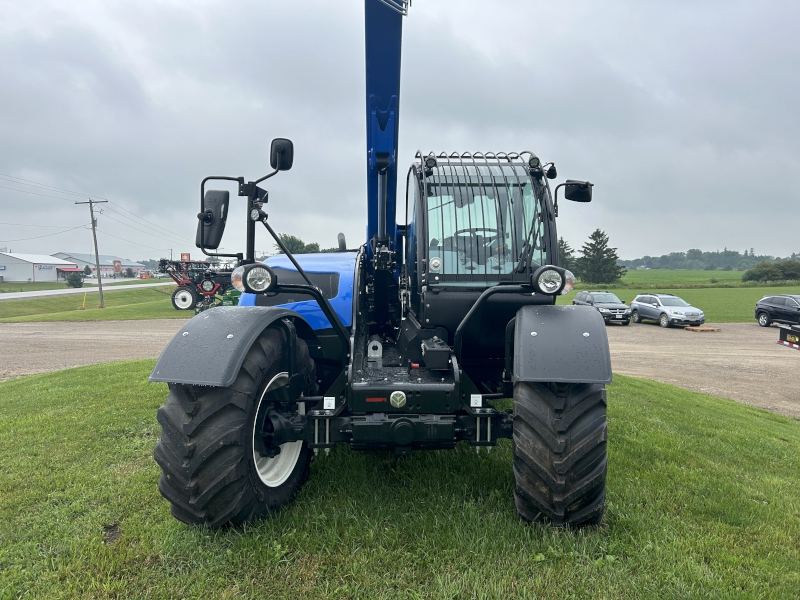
[151,0,611,528]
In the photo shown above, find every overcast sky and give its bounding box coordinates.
[1,0,798,262]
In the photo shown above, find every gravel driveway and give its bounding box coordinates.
[1,319,797,418]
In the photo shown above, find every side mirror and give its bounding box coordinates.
[564,180,593,202]
[196,190,229,249]
[270,138,294,171]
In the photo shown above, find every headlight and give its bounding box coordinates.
[201,279,215,292]
[531,266,565,295]
[598,308,611,313]
[246,266,272,292]
[231,264,277,294]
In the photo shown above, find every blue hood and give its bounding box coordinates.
[238,252,358,331]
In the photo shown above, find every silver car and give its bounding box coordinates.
[630,293,705,328]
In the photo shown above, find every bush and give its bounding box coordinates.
[65,273,84,288]
[742,261,785,282]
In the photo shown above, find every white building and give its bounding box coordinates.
[52,252,145,277]
[0,253,80,282]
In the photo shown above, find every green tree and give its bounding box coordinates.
[574,229,627,284]
[557,237,576,271]
[777,260,800,280]
[83,265,92,276]
[65,272,84,288]
[742,261,783,282]
[274,234,308,254]
[274,234,323,255]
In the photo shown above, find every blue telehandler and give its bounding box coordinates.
[151,0,610,528]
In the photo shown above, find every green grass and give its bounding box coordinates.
[558,285,800,322]
[619,269,745,287]
[0,286,184,322]
[1,362,798,599]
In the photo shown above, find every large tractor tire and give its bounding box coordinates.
[171,285,199,310]
[153,327,316,528]
[512,382,607,527]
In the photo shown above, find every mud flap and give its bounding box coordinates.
[513,304,612,384]
[149,306,309,387]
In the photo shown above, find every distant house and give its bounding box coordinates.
[52,252,145,277]
[0,252,80,282]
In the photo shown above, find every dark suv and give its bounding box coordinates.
[755,294,800,327]
[573,291,631,325]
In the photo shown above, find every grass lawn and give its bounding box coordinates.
[558,285,800,322]
[1,361,798,598]
[0,287,184,323]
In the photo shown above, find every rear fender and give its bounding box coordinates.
[149,306,317,387]
[513,305,612,384]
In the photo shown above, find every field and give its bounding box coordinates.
[618,269,745,287]
[0,286,182,323]
[558,285,800,322]
[0,279,172,294]
[1,361,798,598]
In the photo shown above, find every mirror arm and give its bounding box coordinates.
[254,168,280,185]
[552,182,568,218]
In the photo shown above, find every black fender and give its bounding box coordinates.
[513,304,612,384]
[149,306,316,387]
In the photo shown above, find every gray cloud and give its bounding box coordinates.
[1,0,798,261]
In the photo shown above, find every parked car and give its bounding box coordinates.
[573,291,631,325]
[754,294,800,327]
[630,293,705,328]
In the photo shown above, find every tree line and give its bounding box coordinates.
[619,248,799,271]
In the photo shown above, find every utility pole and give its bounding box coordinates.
[75,198,108,308]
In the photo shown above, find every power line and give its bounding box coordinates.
[100,211,195,247]
[95,228,171,252]
[0,174,91,198]
[0,224,87,243]
[0,184,76,202]
[102,205,196,245]
[0,172,198,246]
[0,222,85,228]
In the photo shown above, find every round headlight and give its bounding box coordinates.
[250,208,262,222]
[425,156,437,169]
[231,265,245,292]
[528,156,541,169]
[246,266,272,293]
[201,279,215,292]
[536,268,563,294]
[429,256,442,272]
[560,269,575,295]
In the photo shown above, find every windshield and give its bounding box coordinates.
[425,163,547,280]
[591,293,622,303]
[660,297,689,307]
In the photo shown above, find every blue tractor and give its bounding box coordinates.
[151,0,610,528]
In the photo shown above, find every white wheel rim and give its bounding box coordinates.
[174,290,194,309]
[759,314,767,325]
[252,372,303,488]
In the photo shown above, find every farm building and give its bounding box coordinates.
[0,253,80,282]
[52,252,145,277]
